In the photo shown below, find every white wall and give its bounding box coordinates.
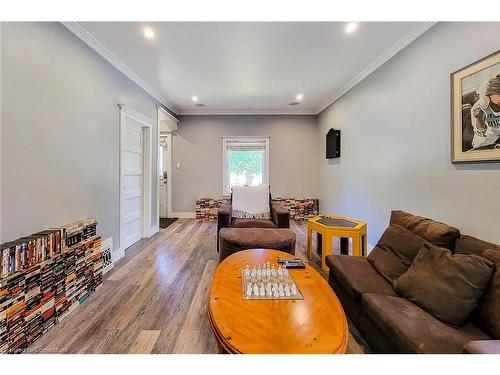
[1,22,165,249]
[318,22,500,246]
[172,115,319,213]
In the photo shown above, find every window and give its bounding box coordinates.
[222,137,269,195]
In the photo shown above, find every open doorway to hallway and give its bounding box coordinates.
[158,108,180,229]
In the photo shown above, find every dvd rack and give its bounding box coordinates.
[0,219,103,353]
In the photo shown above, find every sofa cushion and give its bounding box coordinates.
[326,255,397,304]
[455,235,500,256]
[390,210,460,249]
[231,184,271,219]
[477,249,500,339]
[394,243,494,327]
[368,224,425,283]
[361,293,491,353]
[230,218,276,228]
[218,228,295,262]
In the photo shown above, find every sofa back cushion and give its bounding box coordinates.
[368,224,425,283]
[455,235,500,256]
[477,249,500,339]
[390,210,460,250]
[394,243,494,327]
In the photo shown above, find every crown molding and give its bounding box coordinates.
[158,107,180,123]
[314,22,437,114]
[175,108,317,116]
[61,22,177,113]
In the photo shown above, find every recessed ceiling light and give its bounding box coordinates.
[345,22,358,34]
[143,27,155,39]
[195,103,206,107]
[191,96,199,102]
[296,94,304,101]
[289,102,300,106]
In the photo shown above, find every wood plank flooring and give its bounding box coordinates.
[30,219,365,354]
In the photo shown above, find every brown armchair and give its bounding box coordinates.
[217,193,290,252]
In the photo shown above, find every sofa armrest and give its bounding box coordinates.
[463,340,500,354]
[218,203,232,230]
[271,203,290,228]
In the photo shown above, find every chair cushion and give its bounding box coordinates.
[361,293,491,353]
[326,255,397,304]
[218,228,295,262]
[230,218,276,228]
[394,243,495,327]
[455,235,500,256]
[368,224,425,283]
[390,210,460,249]
[478,249,500,339]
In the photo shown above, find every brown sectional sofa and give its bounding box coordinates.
[326,210,500,354]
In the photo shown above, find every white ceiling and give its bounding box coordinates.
[70,22,434,115]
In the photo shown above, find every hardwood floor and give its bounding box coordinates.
[30,219,365,354]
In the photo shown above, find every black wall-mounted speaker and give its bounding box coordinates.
[326,128,341,159]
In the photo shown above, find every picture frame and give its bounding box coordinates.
[451,51,500,163]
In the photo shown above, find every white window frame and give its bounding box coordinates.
[222,136,270,196]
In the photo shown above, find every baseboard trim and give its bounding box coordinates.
[149,224,159,237]
[171,212,196,219]
[112,247,125,263]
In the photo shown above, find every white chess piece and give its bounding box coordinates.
[259,284,265,296]
[251,266,256,278]
[271,264,276,277]
[279,289,285,297]
[291,283,297,296]
[244,265,250,277]
[253,283,259,296]
[273,290,279,298]
[256,265,262,277]
[285,287,291,297]
[246,284,252,297]
[283,268,289,277]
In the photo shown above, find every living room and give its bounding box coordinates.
[1,0,500,373]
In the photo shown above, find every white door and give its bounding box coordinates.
[122,118,144,249]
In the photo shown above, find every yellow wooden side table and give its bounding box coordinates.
[307,215,367,271]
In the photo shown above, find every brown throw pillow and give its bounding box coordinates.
[477,249,500,338]
[455,235,500,256]
[394,243,494,327]
[368,224,425,283]
[390,210,460,250]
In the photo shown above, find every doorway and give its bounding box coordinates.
[157,108,179,228]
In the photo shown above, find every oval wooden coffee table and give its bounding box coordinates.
[207,249,348,354]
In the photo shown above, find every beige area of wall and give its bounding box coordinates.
[1,22,166,249]
[172,115,319,213]
[318,22,500,246]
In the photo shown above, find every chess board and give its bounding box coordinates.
[241,263,304,300]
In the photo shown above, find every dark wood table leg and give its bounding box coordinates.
[340,237,349,255]
[316,232,322,255]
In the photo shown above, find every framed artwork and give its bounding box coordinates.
[451,51,500,163]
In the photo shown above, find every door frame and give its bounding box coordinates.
[119,104,153,254]
[157,108,178,220]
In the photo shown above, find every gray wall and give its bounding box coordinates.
[318,22,500,246]
[172,115,319,212]
[1,22,163,249]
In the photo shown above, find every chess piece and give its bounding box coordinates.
[277,266,283,277]
[291,283,297,296]
[273,290,279,298]
[253,283,259,296]
[285,287,291,297]
[283,268,289,277]
[246,284,252,297]
[279,289,285,297]
[244,265,250,277]
[271,264,276,277]
[256,265,262,277]
[251,266,256,278]
[259,284,265,296]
